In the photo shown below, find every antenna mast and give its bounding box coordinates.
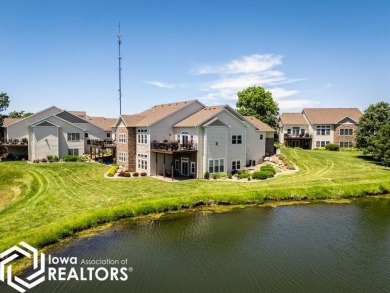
[117,22,122,115]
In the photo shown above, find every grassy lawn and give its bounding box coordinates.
[0,148,389,251]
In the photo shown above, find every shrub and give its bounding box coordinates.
[325,143,339,151]
[63,155,79,162]
[212,174,217,180]
[140,172,147,177]
[77,156,86,162]
[260,164,276,174]
[239,171,250,179]
[227,173,232,179]
[118,171,131,177]
[107,165,118,177]
[41,158,47,163]
[46,155,54,160]
[215,172,226,179]
[252,171,269,180]
[33,159,40,163]
[132,172,139,177]
[204,171,210,179]
[53,155,59,162]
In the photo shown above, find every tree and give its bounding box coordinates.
[357,101,390,154]
[8,111,34,118]
[0,92,10,124]
[370,124,390,168]
[236,86,279,128]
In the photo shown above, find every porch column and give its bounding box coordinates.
[156,153,158,176]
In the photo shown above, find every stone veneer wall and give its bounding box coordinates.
[116,127,137,171]
[333,124,359,146]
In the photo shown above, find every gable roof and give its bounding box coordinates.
[68,111,87,118]
[279,113,308,126]
[244,116,275,132]
[174,105,226,127]
[84,116,117,131]
[303,108,362,124]
[118,115,146,127]
[2,118,23,127]
[55,111,90,124]
[2,106,62,128]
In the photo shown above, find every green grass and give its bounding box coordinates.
[0,148,389,251]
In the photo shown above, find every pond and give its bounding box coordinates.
[3,198,390,292]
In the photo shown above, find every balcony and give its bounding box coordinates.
[151,140,198,154]
[0,138,29,147]
[284,133,312,139]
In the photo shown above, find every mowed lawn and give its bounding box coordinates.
[0,148,389,251]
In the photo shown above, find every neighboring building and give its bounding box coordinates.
[279,108,362,149]
[2,106,115,160]
[114,100,275,178]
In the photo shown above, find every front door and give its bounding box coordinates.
[181,158,189,176]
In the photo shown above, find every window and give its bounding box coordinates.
[137,129,148,144]
[232,135,242,144]
[287,129,291,135]
[190,162,196,174]
[68,148,79,156]
[175,160,179,170]
[340,129,353,136]
[137,154,148,170]
[316,141,330,147]
[232,160,241,171]
[107,133,111,138]
[292,127,300,136]
[260,134,264,140]
[118,134,126,143]
[301,129,305,135]
[316,125,331,136]
[340,141,353,148]
[118,152,126,162]
[67,133,80,141]
[208,159,225,173]
[84,133,89,138]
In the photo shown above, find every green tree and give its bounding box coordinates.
[371,124,390,168]
[357,101,390,154]
[236,86,279,128]
[8,111,34,118]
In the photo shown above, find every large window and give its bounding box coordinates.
[67,133,80,141]
[208,159,224,173]
[118,152,126,162]
[137,154,148,170]
[232,135,242,144]
[316,125,331,136]
[118,134,126,143]
[137,129,148,144]
[316,141,330,147]
[232,160,241,171]
[292,127,300,137]
[68,148,79,156]
[340,129,353,136]
[340,141,353,148]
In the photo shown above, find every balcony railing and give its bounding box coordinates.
[284,133,312,138]
[151,140,198,152]
[0,138,28,146]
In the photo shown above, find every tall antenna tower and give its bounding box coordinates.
[117,22,122,115]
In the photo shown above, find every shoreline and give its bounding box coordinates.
[10,193,390,276]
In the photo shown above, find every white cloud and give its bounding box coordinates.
[144,80,179,89]
[191,54,283,75]
[191,54,306,106]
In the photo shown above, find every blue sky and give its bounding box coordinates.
[1,0,389,118]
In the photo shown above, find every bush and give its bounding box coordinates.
[212,174,217,180]
[204,171,210,179]
[63,155,79,162]
[325,143,339,151]
[252,171,270,180]
[53,155,59,162]
[260,164,276,174]
[107,165,118,177]
[46,155,53,160]
[227,173,232,179]
[215,172,226,179]
[132,172,139,177]
[41,158,47,163]
[77,156,86,162]
[118,171,131,177]
[33,159,40,163]
[238,171,250,179]
[140,172,147,177]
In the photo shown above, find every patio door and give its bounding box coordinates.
[181,132,189,146]
[181,158,189,176]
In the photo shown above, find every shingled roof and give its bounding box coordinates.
[303,108,362,124]
[2,118,23,127]
[244,116,275,132]
[84,116,117,131]
[173,105,226,127]
[279,113,308,126]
